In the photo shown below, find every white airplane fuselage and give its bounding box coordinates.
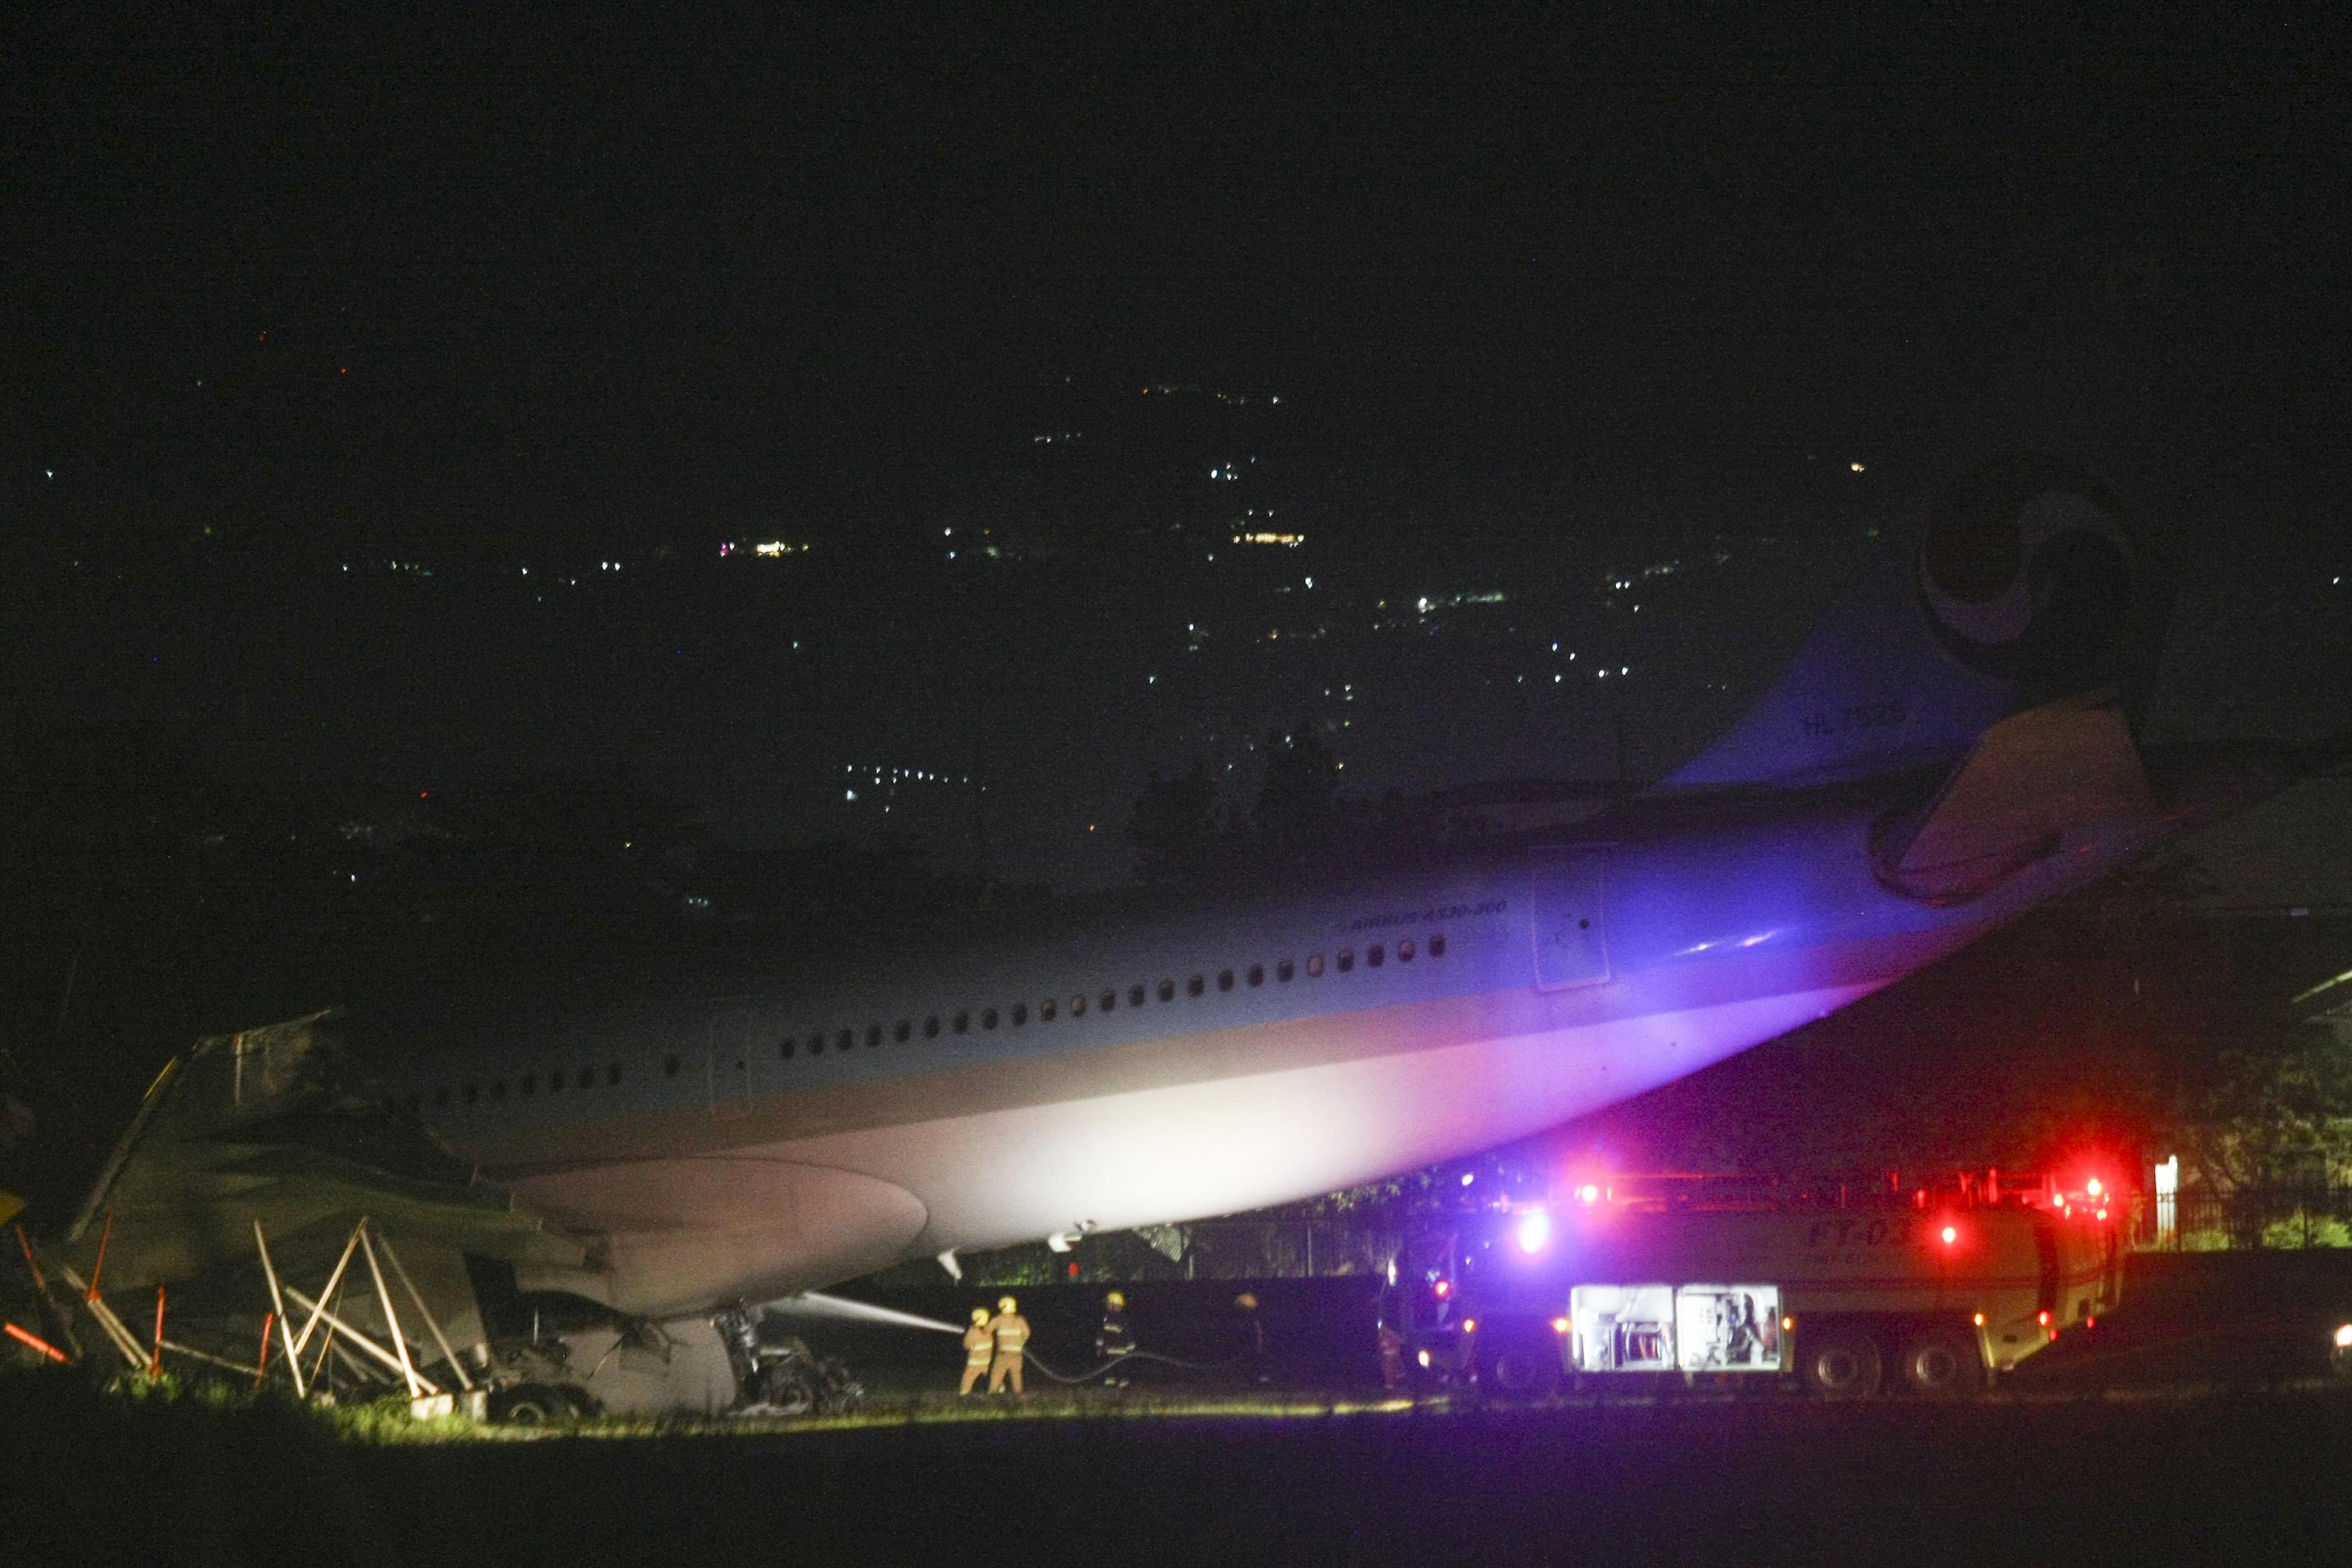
[376,764,2216,1320]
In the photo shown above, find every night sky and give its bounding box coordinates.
[9,13,2349,898]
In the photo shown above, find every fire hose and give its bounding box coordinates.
[1014,1346,1250,1385]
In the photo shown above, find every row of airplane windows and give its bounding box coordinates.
[419,931,1446,1113]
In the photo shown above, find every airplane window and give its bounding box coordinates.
[1040,999,1056,1022]
[1157,979,1176,1004]
[924,1016,941,1038]
[866,1024,883,1047]
[1279,959,1297,982]
[836,1029,853,1052]
[1011,1003,1028,1026]
[810,1033,825,1055]
[982,1008,999,1030]
[434,1087,450,1109]
[954,1011,970,1034]
[1367,945,1385,968]
[1398,939,1414,962]
[1218,969,1234,992]
[577,1066,593,1088]
[1247,964,1264,987]
[1306,954,1323,978]
[895,1020,912,1043]
[780,1036,797,1060]
[492,1080,508,1101]
[1429,933,1446,957]
[1338,949,1355,973]
[1185,975,1204,998]
[546,1070,561,1094]
[521,1074,537,1097]
[1070,994,1086,1016]
[1129,984,1145,1007]
[464,1084,479,1105]
[606,1065,622,1086]
[664,1055,681,1078]
[1101,989,1117,1012]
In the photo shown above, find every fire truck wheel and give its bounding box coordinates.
[1802,1329,1883,1399]
[1898,1328,1981,1398]
[1480,1333,1562,1398]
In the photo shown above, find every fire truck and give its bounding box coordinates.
[1400,1172,2122,1398]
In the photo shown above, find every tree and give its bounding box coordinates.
[1125,763,1221,883]
[1254,721,1340,863]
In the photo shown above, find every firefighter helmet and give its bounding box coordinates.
[1235,1292,1259,1311]
[971,1308,989,1326]
[998,1295,1018,1313]
[1105,1290,1126,1309]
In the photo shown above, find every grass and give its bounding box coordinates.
[5,1363,1446,1450]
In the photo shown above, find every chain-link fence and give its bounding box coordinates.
[1163,1220,1401,1279]
[2144,1186,2352,1250]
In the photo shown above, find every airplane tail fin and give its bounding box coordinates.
[1667,451,2173,789]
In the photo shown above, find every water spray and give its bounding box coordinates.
[762,1291,963,1334]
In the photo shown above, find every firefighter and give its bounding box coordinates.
[1096,1290,1136,1386]
[1376,1318,1407,1392]
[958,1307,993,1396]
[985,1294,1031,1394]
[1235,1291,1271,1385]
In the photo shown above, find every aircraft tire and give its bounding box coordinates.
[1802,1328,1883,1399]
[1898,1327,1981,1399]
[490,1384,571,1425]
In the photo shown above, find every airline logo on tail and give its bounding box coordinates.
[1917,454,2147,688]
[1667,452,2167,791]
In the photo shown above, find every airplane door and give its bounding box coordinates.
[1530,850,1610,990]
[706,1008,757,1121]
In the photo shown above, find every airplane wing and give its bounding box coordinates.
[52,1011,586,1348]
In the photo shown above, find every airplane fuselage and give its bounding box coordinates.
[372,766,2194,1319]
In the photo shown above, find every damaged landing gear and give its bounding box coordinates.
[716,1305,863,1417]
[482,1334,603,1424]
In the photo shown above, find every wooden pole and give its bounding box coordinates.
[13,1222,46,1292]
[56,1266,146,1369]
[86,1210,113,1301]
[284,1287,442,1394]
[158,1340,262,1379]
[149,1287,165,1377]
[252,1221,306,1398]
[289,1224,365,1363]
[5,1320,71,1363]
[357,1222,423,1399]
[375,1230,474,1390]
[256,1311,274,1389]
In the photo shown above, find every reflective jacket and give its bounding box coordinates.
[988,1313,1031,1355]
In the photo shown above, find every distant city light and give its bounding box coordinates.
[753,540,808,557]
[1233,531,1305,546]
[1850,461,1865,472]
